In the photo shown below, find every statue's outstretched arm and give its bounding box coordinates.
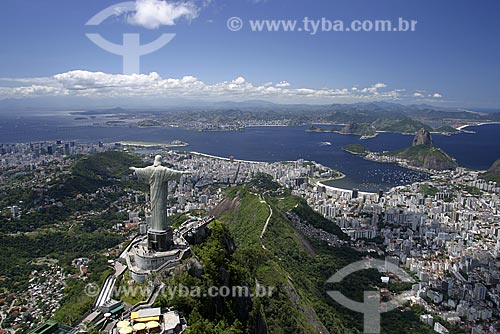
[130,166,152,179]
[162,168,190,181]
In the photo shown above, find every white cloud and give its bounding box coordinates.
[275,81,290,88]
[360,82,388,94]
[2,85,61,97]
[0,71,442,104]
[413,91,444,100]
[232,77,246,85]
[128,0,199,29]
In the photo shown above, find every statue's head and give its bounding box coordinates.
[153,155,162,167]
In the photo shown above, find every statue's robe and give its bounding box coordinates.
[133,165,182,231]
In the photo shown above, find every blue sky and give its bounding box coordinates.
[0,0,499,107]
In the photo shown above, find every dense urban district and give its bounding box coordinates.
[1,137,500,334]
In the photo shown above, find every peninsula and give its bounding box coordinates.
[342,128,458,172]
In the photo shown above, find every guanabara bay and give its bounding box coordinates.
[1,1,500,334]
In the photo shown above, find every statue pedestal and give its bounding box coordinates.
[147,228,173,252]
[125,236,191,283]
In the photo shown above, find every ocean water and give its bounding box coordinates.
[0,115,499,192]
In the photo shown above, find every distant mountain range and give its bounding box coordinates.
[66,101,499,122]
[2,99,500,136]
[0,98,498,115]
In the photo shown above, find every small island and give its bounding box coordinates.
[342,143,368,155]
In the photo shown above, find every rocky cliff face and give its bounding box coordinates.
[483,158,500,183]
[340,122,359,134]
[488,158,500,173]
[412,128,433,146]
[389,128,457,171]
[413,151,458,170]
[392,145,457,171]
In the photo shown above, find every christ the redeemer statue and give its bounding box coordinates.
[129,155,188,232]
